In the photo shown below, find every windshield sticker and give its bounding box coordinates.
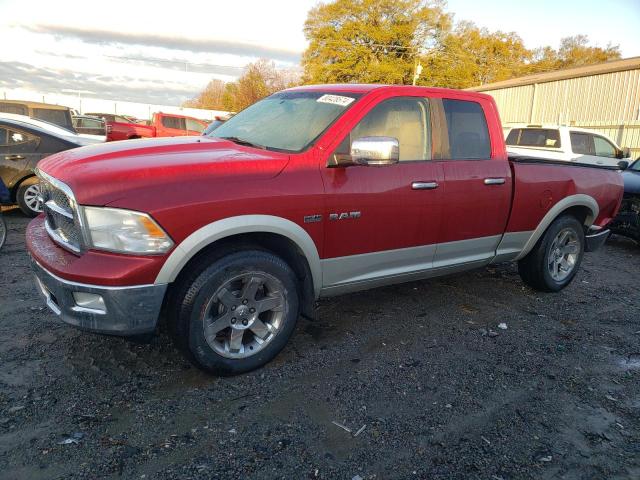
[316,94,355,107]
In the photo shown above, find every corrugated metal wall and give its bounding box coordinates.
[482,68,640,157]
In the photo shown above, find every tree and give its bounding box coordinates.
[183,79,226,110]
[302,0,451,85]
[221,59,300,111]
[525,35,621,75]
[185,60,300,113]
[422,22,531,88]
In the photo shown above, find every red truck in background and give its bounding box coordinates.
[86,112,208,141]
[28,85,624,376]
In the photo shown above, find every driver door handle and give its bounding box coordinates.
[412,181,439,190]
[484,178,505,185]
[4,154,25,161]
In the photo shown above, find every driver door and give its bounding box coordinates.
[320,96,443,290]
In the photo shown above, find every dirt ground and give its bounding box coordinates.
[0,207,638,480]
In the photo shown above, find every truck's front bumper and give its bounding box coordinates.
[31,258,167,335]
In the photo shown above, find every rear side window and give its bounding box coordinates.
[442,99,490,159]
[161,116,186,130]
[570,132,593,155]
[506,128,561,148]
[0,103,27,116]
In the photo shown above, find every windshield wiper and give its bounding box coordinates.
[219,136,267,150]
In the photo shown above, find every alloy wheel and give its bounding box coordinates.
[24,184,43,213]
[202,272,286,359]
[547,227,580,281]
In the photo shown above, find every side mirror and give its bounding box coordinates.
[617,160,629,170]
[350,136,399,167]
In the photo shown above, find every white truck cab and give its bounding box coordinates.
[505,125,631,167]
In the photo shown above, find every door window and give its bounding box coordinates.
[0,127,39,151]
[441,99,491,159]
[593,136,617,158]
[186,118,205,133]
[332,96,430,163]
[569,132,593,155]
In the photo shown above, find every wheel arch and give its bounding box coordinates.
[515,194,598,260]
[11,173,38,202]
[156,215,322,305]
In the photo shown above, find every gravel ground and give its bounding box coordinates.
[0,207,639,480]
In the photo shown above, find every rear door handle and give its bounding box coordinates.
[484,178,505,185]
[4,154,25,161]
[412,181,439,190]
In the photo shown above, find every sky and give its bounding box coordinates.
[0,0,638,106]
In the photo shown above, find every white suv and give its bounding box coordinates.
[505,125,631,167]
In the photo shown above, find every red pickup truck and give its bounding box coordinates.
[89,112,208,141]
[27,85,623,375]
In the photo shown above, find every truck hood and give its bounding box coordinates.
[37,136,289,205]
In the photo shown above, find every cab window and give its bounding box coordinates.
[593,136,617,158]
[441,99,490,159]
[570,132,593,155]
[186,118,205,133]
[162,116,186,130]
[331,96,431,163]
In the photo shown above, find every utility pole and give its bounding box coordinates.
[412,62,423,86]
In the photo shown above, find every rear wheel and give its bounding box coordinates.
[518,215,585,292]
[168,250,299,375]
[17,177,42,217]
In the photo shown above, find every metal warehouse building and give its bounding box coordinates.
[468,57,640,158]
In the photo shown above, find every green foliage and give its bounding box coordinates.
[302,0,622,88]
[302,0,450,84]
[188,0,624,109]
[422,22,532,88]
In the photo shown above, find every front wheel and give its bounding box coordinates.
[518,215,585,292]
[17,177,42,217]
[169,250,300,375]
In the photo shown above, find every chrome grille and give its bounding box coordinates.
[38,172,83,254]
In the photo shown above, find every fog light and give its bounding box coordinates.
[72,292,106,314]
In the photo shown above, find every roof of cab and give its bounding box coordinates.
[285,83,493,100]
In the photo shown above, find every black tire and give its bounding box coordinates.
[168,249,300,375]
[518,215,585,292]
[17,177,42,217]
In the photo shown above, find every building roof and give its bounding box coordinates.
[467,56,640,92]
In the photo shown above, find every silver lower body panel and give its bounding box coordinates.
[31,258,167,335]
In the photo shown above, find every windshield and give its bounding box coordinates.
[209,91,362,152]
[631,159,640,171]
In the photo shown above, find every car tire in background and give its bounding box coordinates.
[518,215,585,292]
[168,249,300,375]
[17,177,43,217]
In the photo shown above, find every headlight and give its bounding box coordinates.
[81,207,173,254]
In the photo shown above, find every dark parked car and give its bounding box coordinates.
[611,158,640,244]
[0,113,100,216]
